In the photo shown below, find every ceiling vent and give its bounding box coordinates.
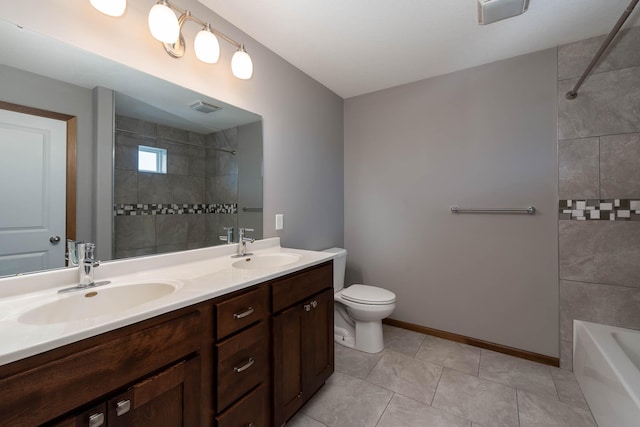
[189,100,222,113]
[478,0,529,25]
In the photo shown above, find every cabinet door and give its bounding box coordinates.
[304,288,334,395]
[273,304,305,427]
[108,357,201,427]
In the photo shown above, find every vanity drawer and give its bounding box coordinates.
[216,285,269,340]
[216,321,268,411]
[215,383,268,427]
[272,261,332,312]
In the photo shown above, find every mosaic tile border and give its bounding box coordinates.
[114,203,237,216]
[559,199,640,221]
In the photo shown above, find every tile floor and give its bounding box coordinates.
[288,325,596,427]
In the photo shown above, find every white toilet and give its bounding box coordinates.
[324,248,396,353]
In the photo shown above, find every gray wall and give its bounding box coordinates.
[557,26,640,370]
[1,0,344,251]
[0,64,94,243]
[237,121,264,238]
[345,49,559,357]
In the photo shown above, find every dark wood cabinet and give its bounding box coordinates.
[0,260,334,427]
[273,301,306,424]
[306,288,335,394]
[215,383,269,427]
[0,308,203,427]
[272,262,334,427]
[51,357,200,427]
[213,285,271,426]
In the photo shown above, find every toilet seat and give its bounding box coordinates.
[341,284,396,305]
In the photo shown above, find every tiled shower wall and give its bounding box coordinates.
[113,116,240,258]
[557,27,640,369]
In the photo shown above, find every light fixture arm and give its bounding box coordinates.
[161,0,242,59]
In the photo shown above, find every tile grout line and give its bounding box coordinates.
[363,351,386,383]
[549,367,562,402]
[516,389,521,427]
[429,365,445,406]
[372,392,395,427]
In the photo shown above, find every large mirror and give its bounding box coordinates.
[0,19,263,277]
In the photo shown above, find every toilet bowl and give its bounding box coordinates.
[323,248,396,353]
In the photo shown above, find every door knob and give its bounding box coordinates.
[49,236,61,244]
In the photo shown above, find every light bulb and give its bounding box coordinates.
[194,26,220,64]
[89,0,126,17]
[231,46,253,80]
[148,1,180,44]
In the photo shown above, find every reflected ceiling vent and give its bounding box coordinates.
[189,100,222,113]
[478,0,529,25]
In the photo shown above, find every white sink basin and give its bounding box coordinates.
[232,253,302,270]
[18,282,177,325]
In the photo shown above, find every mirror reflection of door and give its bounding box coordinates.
[0,106,70,276]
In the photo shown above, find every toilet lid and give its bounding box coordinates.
[341,284,396,305]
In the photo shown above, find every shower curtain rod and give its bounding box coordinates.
[566,0,639,100]
[115,127,236,155]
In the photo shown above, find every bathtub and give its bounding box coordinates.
[573,320,640,427]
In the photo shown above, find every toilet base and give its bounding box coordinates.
[333,321,384,354]
[355,320,384,353]
[334,326,356,349]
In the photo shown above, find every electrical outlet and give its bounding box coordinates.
[275,214,284,230]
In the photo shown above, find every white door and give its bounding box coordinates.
[0,108,67,276]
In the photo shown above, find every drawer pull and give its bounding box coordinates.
[233,307,254,319]
[116,399,131,416]
[88,413,105,427]
[233,357,255,373]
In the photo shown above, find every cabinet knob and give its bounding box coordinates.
[310,300,318,309]
[248,423,255,427]
[88,412,105,427]
[304,304,311,312]
[116,399,131,416]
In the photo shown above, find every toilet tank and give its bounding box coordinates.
[322,247,347,292]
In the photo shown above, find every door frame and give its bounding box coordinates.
[0,101,77,241]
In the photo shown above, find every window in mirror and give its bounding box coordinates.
[138,145,167,174]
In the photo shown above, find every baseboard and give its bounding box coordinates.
[383,318,560,367]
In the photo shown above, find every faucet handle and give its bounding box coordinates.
[84,242,96,259]
[241,228,255,232]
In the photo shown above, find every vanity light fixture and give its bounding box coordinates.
[231,45,253,80]
[148,0,180,43]
[89,0,127,17]
[147,0,254,79]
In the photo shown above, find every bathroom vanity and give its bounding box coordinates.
[0,239,334,427]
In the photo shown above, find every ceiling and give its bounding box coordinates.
[198,0,640,98]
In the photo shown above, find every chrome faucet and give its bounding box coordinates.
[233,228,255,257]
[59,242,110,293]
[78,243,100,287]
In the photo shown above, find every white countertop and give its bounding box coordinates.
[0,238,335,366]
